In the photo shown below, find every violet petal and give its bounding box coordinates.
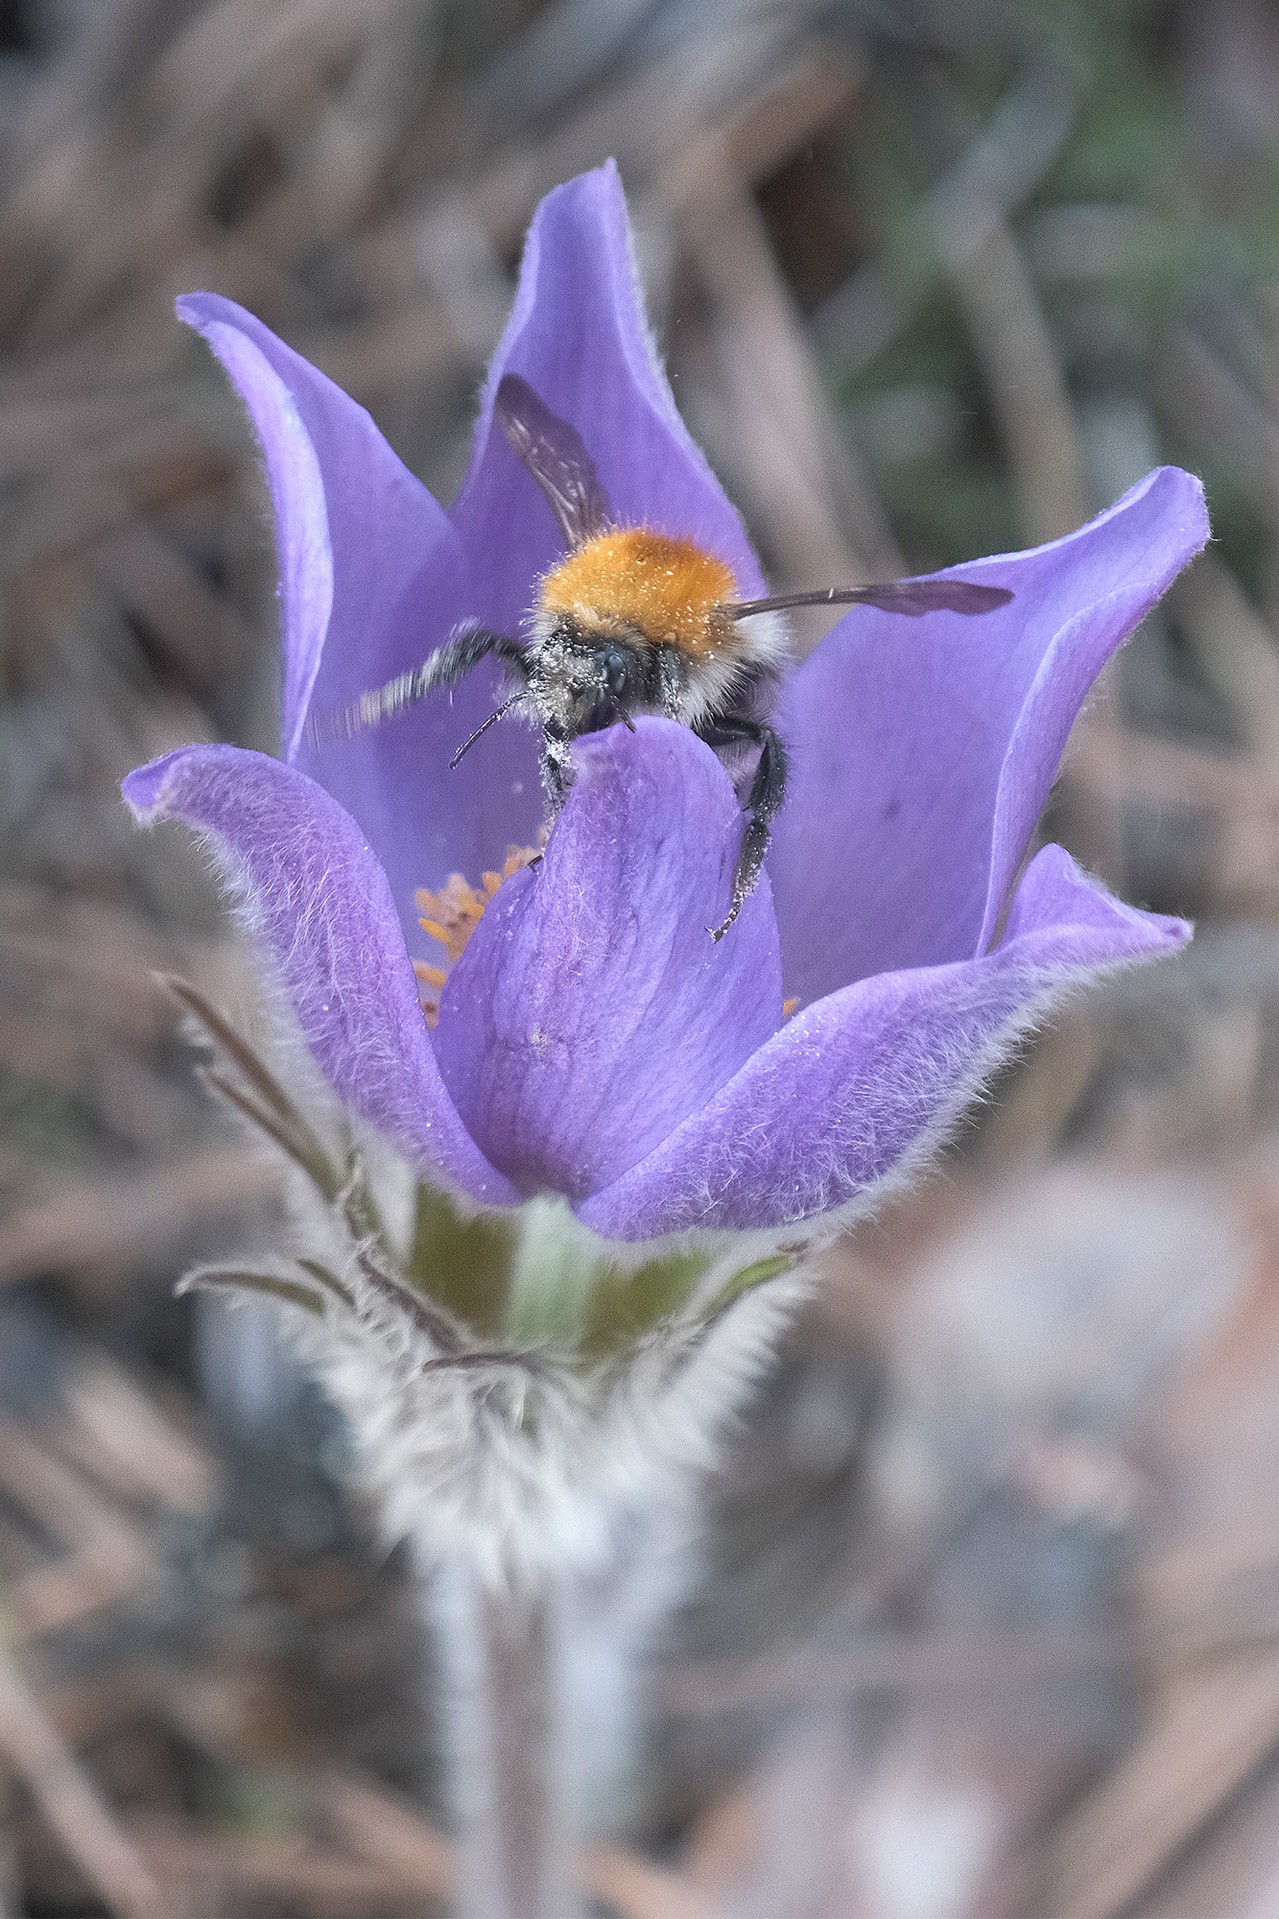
[122,745,519,1207]
[432,719,783,1200]
[768,467,1209,1004]
[579,845,1189,1239]
[450,161,766,642]
[177,294,542,928]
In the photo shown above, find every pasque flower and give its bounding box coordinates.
[124,163,1207,1244]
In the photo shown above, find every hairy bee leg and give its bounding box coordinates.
[540,723,574,813]
[699,716,789,941]
[656,643,688,717]
[429,625,532,687]
[314,625,529,742]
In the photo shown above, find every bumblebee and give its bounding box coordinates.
[328,375,1012,938]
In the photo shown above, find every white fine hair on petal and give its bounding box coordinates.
[773,950,1181,1241]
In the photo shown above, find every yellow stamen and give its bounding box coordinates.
[414,841,543,1027]
[782,997,799,1019]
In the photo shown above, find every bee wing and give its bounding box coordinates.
[839,579,1014,615]
[494,373,611,549]
[730,579,1015,619]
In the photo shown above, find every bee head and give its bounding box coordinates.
[533,620,646,734]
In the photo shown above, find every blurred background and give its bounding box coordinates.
[1,0,1278,1912]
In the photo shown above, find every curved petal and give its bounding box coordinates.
[450,161,766,638]
[122,745,519,1208]
[178,294,542,929]
[579,845,1189,1240]
[768,467,1209,1004]
[432,719,783,1200]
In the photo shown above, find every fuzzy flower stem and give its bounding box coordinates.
[434,1559,580,1919]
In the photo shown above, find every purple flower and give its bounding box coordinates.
[124,164,1207,1242]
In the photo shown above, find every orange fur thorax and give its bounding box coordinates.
[538,529,736,656]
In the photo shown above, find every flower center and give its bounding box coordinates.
[414,843,543,1027]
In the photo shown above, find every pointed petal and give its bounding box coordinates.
[579,846,1189,1239]
[768,467,1209,1003]
[450,162,766,637]
[432,719,783,1200]
[122,744,519,1207]
[178,294,542,925]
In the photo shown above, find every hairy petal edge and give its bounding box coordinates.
[123,745,519,1207]
[579,846,1189,1239]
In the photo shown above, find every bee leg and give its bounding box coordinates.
[698,716,789,941]
[540,722,574,814]
[313,623,529,743]
[656,644,688,718]
[428,624,531,690]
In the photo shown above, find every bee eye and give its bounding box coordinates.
[600,645,631,696]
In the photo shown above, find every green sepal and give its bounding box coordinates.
[580,1248,712,1356]
[504,1196,605,1345]
[702,1252,795,1323]
[503,1200,717,1355]
[406,1182,518,1337]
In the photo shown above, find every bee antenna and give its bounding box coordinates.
[449,695,518,769]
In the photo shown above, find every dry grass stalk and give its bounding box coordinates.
[0,1653,164,1919]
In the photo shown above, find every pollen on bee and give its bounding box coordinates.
[539,528,736,655]
[414,841,543,1027]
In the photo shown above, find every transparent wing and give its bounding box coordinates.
[494,373,611,549]
[730,579,1015,620]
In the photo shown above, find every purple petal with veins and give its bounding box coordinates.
[767,466,1208,1005]
[579,846,1189,1238]
[433,721,781,1199]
